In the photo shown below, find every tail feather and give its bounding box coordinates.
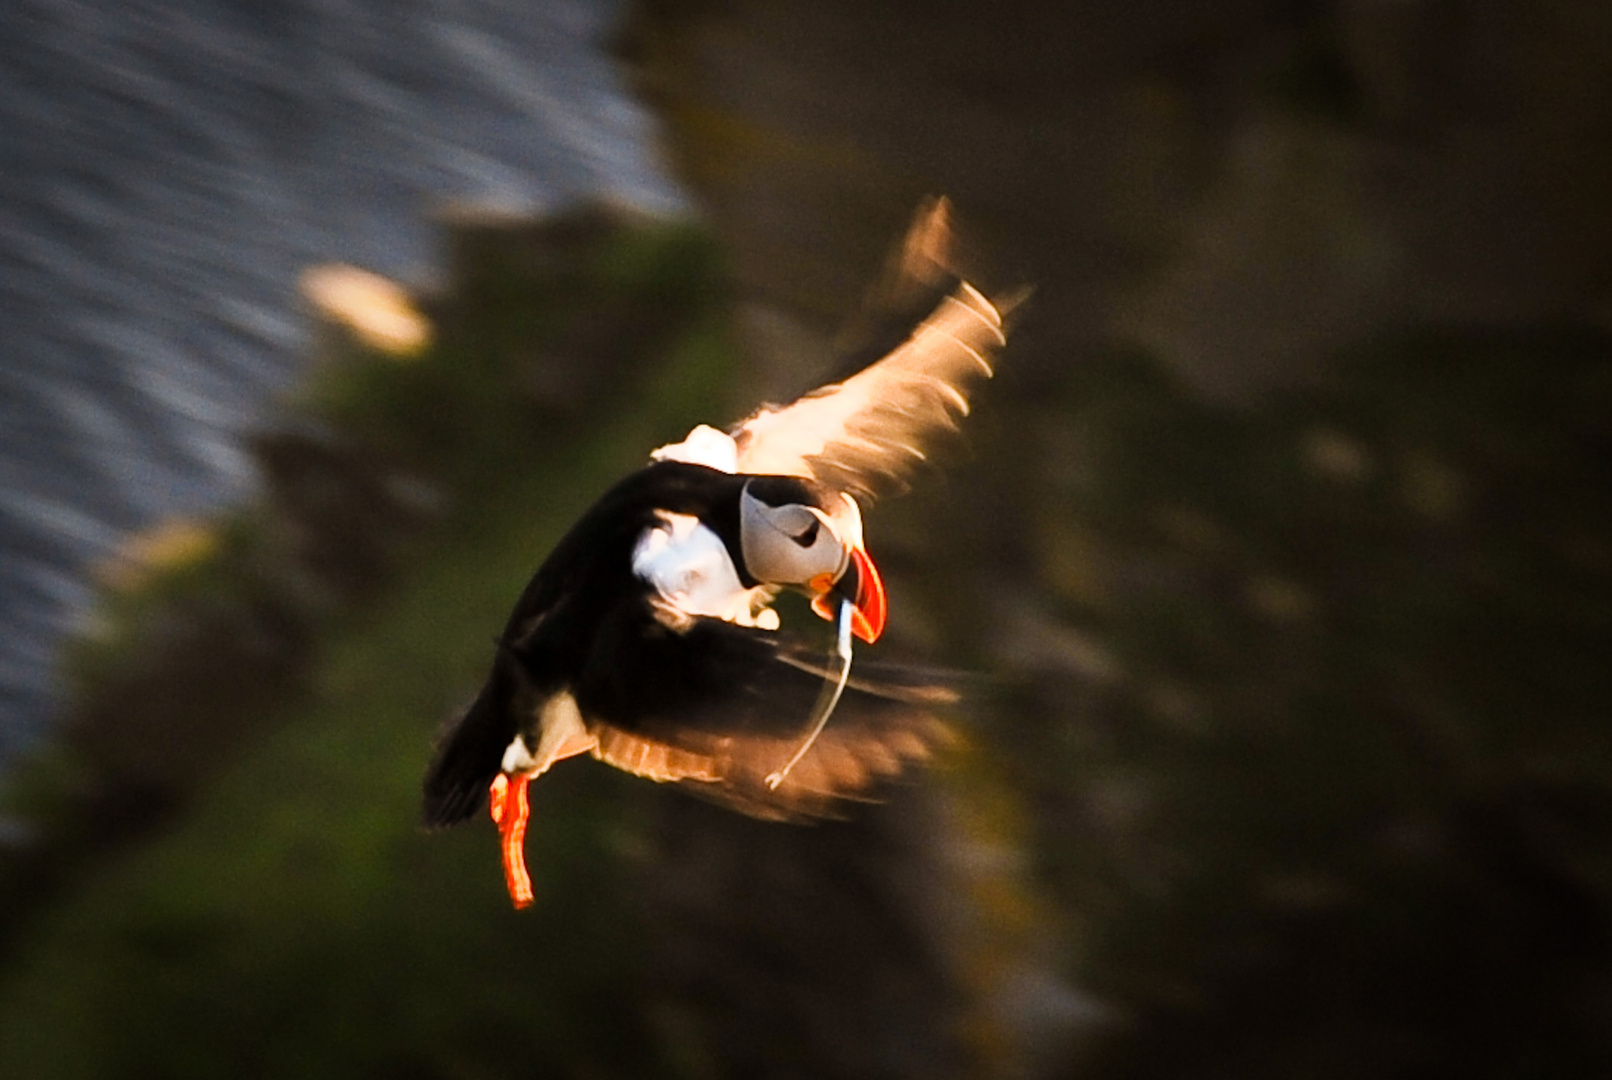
[422,665,517,828]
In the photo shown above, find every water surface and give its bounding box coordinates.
[0,0,680,762]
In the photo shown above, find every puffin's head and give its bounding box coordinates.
[737,476,886,642]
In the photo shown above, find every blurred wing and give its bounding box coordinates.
[588,727,726,784]
[732,280,1005,501]
[590,681,954,821]
[596,707,950,822]
[576,609,956,819]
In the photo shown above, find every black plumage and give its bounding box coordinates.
[422,461,951,826]
[421,198,1010,903]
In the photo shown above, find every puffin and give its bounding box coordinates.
[422,198,1010,907]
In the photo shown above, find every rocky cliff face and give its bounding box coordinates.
[619,2,1612,1075]
[624,0,1612,397]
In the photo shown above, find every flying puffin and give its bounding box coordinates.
[422,198,1010,907]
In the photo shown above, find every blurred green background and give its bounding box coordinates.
[4,1,1612,1077]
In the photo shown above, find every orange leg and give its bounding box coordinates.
[488,773,534,909]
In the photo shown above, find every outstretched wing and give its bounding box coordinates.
[696,198,1009,501]
[575,605,956,819]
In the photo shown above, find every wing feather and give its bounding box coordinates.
[730,281,1006,500]
[587,698,951,822]
[575,603,957,820]
[590,726,724,783]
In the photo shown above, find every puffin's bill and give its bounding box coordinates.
[847,546,885,641]
[810,545,887,643]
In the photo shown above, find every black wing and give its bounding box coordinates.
[421,462,746,828]
[575,601,956,820]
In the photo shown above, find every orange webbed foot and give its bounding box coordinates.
[488,773,534,909]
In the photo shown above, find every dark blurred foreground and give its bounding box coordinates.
[625,1,1612,1071]
[3,1,1612,1077]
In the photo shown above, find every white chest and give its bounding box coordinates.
[631,511,778,629]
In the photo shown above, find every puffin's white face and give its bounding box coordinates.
[738,482,853,587]
[738,479,886,642]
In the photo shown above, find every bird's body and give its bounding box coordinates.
[423,199,1011,906]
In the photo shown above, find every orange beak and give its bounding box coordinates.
[810,544,887,643]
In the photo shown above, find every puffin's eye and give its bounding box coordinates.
[791,519,820,548]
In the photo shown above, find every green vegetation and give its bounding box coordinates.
[0,214,736,1080]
